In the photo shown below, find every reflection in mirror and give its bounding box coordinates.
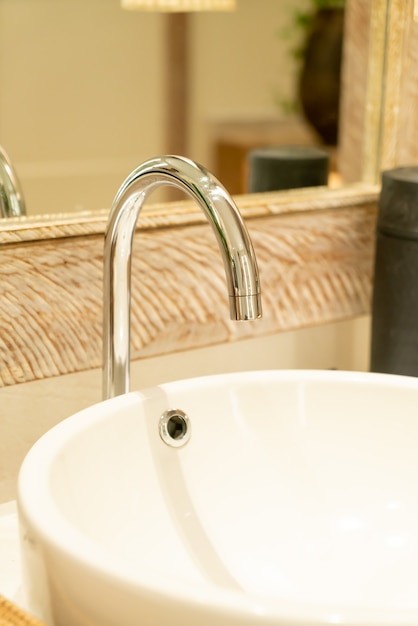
[0,0,355,216]
[0,145,26,217]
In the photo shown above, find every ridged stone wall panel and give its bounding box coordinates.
[0,188,378,386]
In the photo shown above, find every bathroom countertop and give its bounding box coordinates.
[0,501,20,602]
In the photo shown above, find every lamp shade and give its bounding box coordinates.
[121,0,235,10]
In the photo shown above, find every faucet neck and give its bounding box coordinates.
[103,156,261,400]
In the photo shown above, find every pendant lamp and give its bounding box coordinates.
[121,0,235,11]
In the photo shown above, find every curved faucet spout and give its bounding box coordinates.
[103,155,262,399]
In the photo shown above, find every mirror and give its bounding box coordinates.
[0,0,383,218]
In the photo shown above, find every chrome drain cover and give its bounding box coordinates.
[159,409,191,447]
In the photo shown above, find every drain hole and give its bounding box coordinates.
[159,409,191,447]
[167,414,187,439]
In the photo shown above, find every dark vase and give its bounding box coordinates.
[299,7,345,146]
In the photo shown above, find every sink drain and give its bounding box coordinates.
[159,409,191,447]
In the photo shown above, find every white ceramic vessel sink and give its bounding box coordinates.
[17,370,418,626]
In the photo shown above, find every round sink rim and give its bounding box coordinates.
[17,369,418,626]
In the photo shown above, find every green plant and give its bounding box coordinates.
[310,0,345,7]
[291,0,345,59]
[276,0,345,116]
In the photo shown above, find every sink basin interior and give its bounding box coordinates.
[17,370,418,625]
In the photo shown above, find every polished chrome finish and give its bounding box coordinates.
[103,155,262,399]
[0,146,26,218]
[159,409,191,447]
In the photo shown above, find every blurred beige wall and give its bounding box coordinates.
[190,0,301,164]
[0,0,303,214]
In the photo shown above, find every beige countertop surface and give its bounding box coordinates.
[0,501,20,604]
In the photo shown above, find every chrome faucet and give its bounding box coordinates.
[103,155,262,399]
[0,146,26,218]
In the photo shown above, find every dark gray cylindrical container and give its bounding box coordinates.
[371,166,418,376]
[248,145,329,192]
